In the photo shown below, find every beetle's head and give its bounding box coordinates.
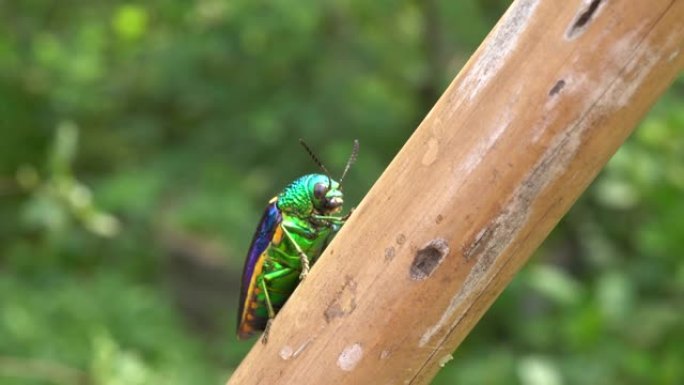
[297,139,358,216]
[308,174,343,214]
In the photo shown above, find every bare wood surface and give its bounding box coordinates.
[228,0,684,384]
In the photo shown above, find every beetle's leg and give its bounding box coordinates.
[259,278,276,344]
[341,207,355,221]
[258,266,295,344]
[269,246,301,269]
[262,320,273,345]
[280,224,311,280]
[312,208,354,224]
[262,266,294,281]
[311,215,345,224]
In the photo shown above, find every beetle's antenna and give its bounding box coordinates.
[339,139,359,185]
[299,139,331,176]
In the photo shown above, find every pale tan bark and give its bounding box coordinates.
[228,0,684,383]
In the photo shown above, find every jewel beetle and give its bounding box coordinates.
[237,139,359,343]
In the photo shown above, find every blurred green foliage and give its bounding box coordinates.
[0,1,682,384]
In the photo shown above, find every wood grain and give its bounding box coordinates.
[228,0,684,383]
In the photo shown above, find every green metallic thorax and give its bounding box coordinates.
[277,174,341,216]
[277,175,318,217]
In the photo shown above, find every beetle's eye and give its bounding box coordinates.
[313,183,327,199]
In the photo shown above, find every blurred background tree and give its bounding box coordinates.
[0,1,682,384]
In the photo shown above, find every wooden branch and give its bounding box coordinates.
[228,0,684,384]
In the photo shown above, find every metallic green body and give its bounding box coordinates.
[237,173,350,340]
